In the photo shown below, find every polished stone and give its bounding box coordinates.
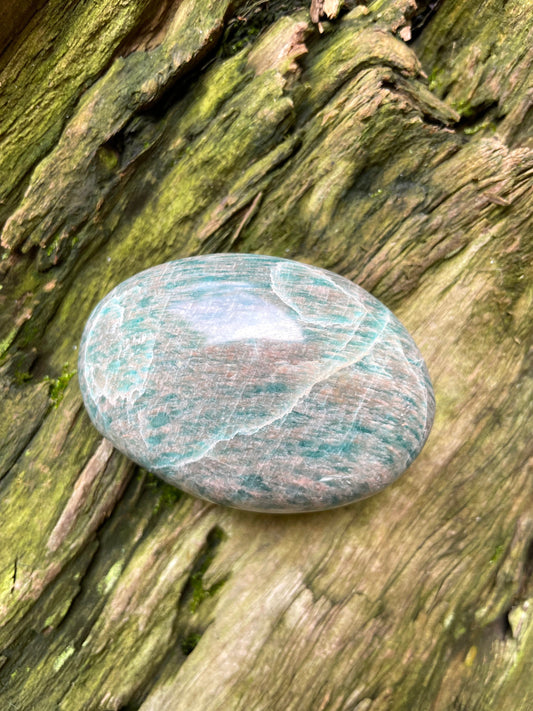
[78,254,435,512]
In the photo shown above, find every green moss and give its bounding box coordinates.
[11,268,44,302]
[0,0,160,210]
[189,573,226,614]
[97,145,120,172]
[180,632,202,656]
[46,235,61,258]
[97,560,125,596]
[16,318,42,351]
[427,67,442,93]
[463,120,496,135]
[0,325,19,360]
[189,527,227,613]
[43,594,77,629]
[152,482,183,514]
[142,471,184,513]
[43,363,76,407]
[52,645,75,672]
[451,98,476,116]
[490,543,505,564]
[159,484,183,507]
[14,369,33,385]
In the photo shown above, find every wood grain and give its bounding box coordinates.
[0,1,531,709]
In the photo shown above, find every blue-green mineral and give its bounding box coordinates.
[79,254,435,512]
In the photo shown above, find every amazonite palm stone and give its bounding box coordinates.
[79,254,435,513]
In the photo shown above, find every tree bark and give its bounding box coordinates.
[0,1,532,709]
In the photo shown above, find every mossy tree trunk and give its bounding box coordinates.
[1,1,532,709]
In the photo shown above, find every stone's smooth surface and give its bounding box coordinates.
[78,254,435,513]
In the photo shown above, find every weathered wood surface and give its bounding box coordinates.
[0,1,532,709]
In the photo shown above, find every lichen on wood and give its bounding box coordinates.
[0,1,532,709]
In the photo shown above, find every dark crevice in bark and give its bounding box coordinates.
[180,629,204,656]
[380,79,458,128]
[177,526,228,614]
[454,100,500,131]
[297,61,419,126]
[519,538,533,598]
[113,0,193,57]
[496,610,514,640]
[138,21,232,116]
[0,0,55,61]
[409,0,444,42]
[220,0,308,59]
